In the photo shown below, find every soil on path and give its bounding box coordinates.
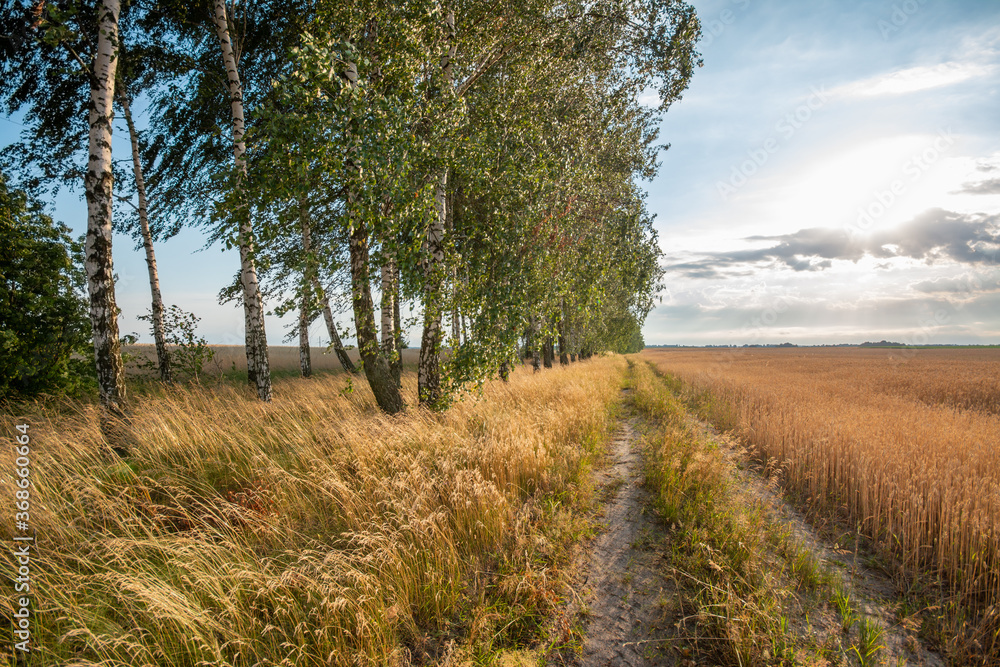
[571,392,680,666]
[563,387,944,667]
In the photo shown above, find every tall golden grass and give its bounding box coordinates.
[0,358,623,666]
[642,347,1000,662]
[123,345,417,377]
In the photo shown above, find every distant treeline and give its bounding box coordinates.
[645,343,1000,349]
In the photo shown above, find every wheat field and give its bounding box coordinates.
[0,358,622,666]
[642,347,1000,661]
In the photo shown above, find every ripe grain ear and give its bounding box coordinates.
[641,347,1000,661]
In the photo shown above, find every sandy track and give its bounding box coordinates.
[567,386,944,667]
[574,399,679,666]
[686,416,946,667]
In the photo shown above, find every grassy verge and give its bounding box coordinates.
[0,358,625,666]
[648,359,996,665]
[640,348,1000,665]
[629,358,847,666]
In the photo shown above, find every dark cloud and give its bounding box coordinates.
[956,178,1000,195]
[873,209,1000,264]
[668,209,1000,278]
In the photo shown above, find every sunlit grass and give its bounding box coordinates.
[629,358,820,666]
[643,347,1000,664]
[0,357,624,666]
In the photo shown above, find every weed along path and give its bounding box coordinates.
[573,389,679,666]
[565,363,946,667]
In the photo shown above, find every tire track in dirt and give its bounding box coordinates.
[573,392,678,666]
[566,383,944,667]
[683,413,946,667]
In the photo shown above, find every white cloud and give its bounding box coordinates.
[829,62,995,98]
[637,88,661,108]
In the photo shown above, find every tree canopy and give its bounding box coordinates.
[0,0,699,409]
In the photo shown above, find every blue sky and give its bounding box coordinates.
[647,0,1000,344]
[4,0,1000,347]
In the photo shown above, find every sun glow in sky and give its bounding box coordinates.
[649,0,1000,345]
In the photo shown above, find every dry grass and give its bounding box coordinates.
[0,357,623,666]
[123,345,425,378]
[630,358,835,666]
[642,347,1000,664]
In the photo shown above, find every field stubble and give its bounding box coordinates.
[0,357,624,666]
[641,348,1000,664]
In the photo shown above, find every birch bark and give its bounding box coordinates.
[380,257,400,386]
[529,315,541,373]
[343,56,404,412]
[120,92,171,383]
[349,223,404,413]
[451,266,460,345]
[417,168,448,404]
[557,309,569,365]
[84,0,127,411]
[417,8,457,406]
[391,262,403,387]
[298,203,313,378]
[212,0,272,401]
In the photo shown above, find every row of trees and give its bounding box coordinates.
[1,0,700,414]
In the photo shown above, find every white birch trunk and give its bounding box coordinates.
[121,92,171,383]
[212,0,271,401]
[314,279,358,374]
[391,262,403,387]
[417,8,457,406]
[529,315,541,372]
[418,171,448,403]
[298,295,311,377]
[298,202,312,378]
[557,304,569,365]
[380,258,397,359]
[451,266,460,346]
[85,0,127,412]
[380,262,394,351]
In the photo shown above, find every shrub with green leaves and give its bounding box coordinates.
[135,305,214,381]
[0,173,94,399]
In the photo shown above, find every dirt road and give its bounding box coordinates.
[574,397,679,666]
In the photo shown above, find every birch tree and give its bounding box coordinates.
[84,0,126,410]
[137,0,311,399]
[209,0,271,401]
[248,81,360,378]
[244,0,693,410]
[1,0,140,410]
[258,3,437,412]
[117,86,171,382]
